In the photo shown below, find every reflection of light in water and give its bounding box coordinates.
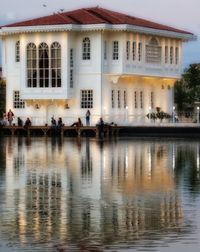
[172,143,175,171]
[148,145,152,177]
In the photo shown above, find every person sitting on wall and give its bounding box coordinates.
[24,117,31,128]
[96,117,105,137]
[17,117,23,127]
[70,118,83,127]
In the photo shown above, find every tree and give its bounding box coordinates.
[174,63,200,111]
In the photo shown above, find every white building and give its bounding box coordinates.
[0,7,195,125]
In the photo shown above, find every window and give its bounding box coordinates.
[150,92,154,109]
[132,42,136,61]
[165,46,168,64]
[145,38,161,64]
[82,37,91,60]
[140,91,143,109]
[26,42,62,88]
[81,90,93,108]
[13,91,25,109]
[170,46,173,64]
[104,41,107,60]
[27,43,37,87]
[124,90,127,108]
[175,47,179,65]
[15,41,20,62]
[113,41,119,60]
[39,43,49,87]
[134,91,137,109]
[138,42,142,62]
[51,42,61,87]
[111,90,115,108]
[69,48,74,88]
[117,90,121,108]
[126,41,130,60]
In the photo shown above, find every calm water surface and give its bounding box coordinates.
[0,137,200,252]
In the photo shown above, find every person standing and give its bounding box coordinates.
[7,109,14,126]
[85,110,91,126]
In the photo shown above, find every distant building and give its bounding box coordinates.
[0,7,195,125]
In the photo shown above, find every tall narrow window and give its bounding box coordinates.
[170,46,173,64]
[39,43,49,87]
[132,42,136,61]
[15,41,20,62]
[118,90,121,108]
[124,90,127,108]
[150,92,154,109]
[13,91,25,108]
[134,91,137,109]
[51,42,61,87]
[82,37,91,60]
[81,90,93,108]
[138,42,142,62]
[104,41,107,60]
[27,43,37,87]
[175,47,179,65]
[126,41,130,60]
[111,90,115,108]
[165,46,168,64]
[140,91,143,109]
[69,48,74,88]
[113,41,119,60]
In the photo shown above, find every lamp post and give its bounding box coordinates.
[173,106,175,123]
[125,106,128,123]
[197,106,199,124]
[149,106,151,123]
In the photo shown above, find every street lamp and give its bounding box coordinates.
[173,106,175,123]
[197,106,199,124]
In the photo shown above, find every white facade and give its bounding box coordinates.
[0,22,194,125]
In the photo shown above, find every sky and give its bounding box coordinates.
[0,0,200,68]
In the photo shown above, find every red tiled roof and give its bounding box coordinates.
[3,7,192,35]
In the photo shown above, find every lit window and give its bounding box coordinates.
[39,43,49,87]
[81,90,93,108]
[51,42,61,87]
[150,92,154,109]
[111,90,115,108]
[140,91,143,109]
[126,41,130,60]
[170,46,173,64]
[124,90,127,108]
[15,41,20,62]
[118,90,121,108]
[13,91,25,109]
[27,43,37,88]
[134,91,137,109]
[145,38,161,64]
[165,46,168,64]
[132,42,136,61]
[113,41,119,60]
[175,47,179,65]
[138,42,142,62]
[82,37,91,60]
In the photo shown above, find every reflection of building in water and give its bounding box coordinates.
[2,138,200,248]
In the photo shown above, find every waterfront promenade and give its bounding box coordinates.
[1,123,200,137]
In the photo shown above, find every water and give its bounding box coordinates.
[0,137,200,252]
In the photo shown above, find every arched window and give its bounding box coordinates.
[146,38,161,64]
[27,43,37,87]
[51,42,61,87]
[82,37,91,60]
[15,41,20,62]
[39,43,49,87]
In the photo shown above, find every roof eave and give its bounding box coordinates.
[0,23,196,41]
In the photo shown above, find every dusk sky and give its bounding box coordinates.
[0,0,200,68]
